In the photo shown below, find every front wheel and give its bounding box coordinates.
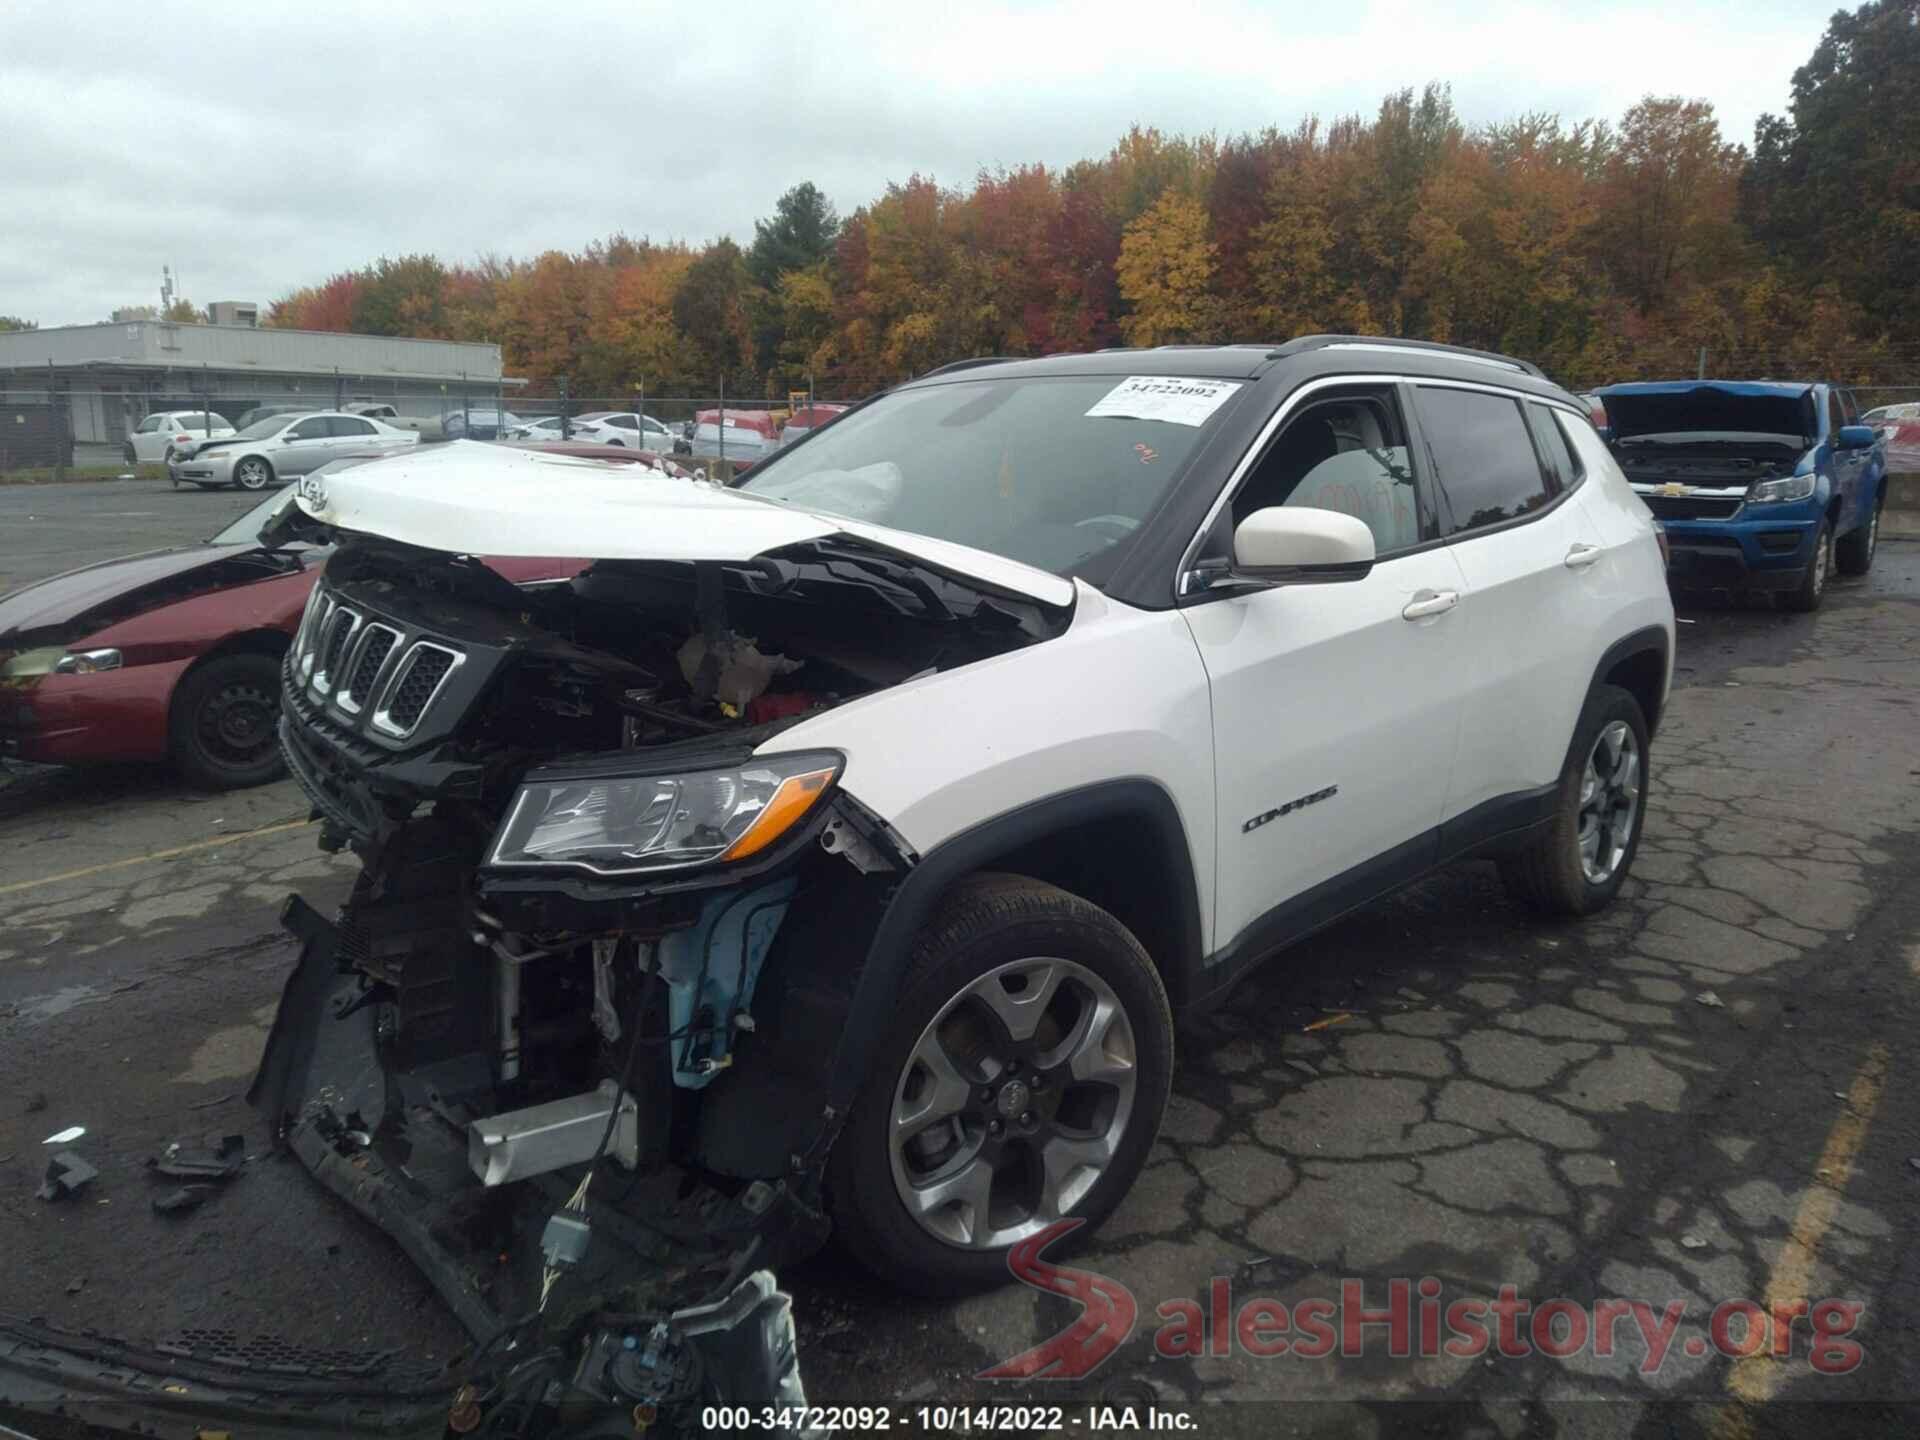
[168,653,287,790]
[1783,519,1832,612]
[1835,493,1882,576]
[233,456,273,491]
[828,874,1173,1295]
[1500,684,1649,917]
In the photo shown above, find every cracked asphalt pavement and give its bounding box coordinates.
[2,482,1917,1437]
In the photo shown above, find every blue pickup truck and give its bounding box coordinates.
[1593,380,1888,611]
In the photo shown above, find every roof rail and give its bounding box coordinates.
[1268,334,1547,380]
[916,355,1021,379]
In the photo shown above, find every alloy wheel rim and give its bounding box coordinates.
[238,461,266,489]
[1577,720,1640,885]
[889,956,1137,1251]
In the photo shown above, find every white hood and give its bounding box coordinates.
[294,441,1074,608]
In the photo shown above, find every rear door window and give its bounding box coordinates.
[329,417,378,437]
[1415,387,1552,537]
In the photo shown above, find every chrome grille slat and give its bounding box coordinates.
[338,624,401,714]
[371,641,465,739]
[310,606,362,698]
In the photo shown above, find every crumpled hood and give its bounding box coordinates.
[293,440,1076,608]
[0,544,245,641]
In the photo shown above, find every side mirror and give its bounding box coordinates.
[1837,424,1877,450]
[1200,506,1376,588]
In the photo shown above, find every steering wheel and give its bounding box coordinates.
[1073,514,1139,542]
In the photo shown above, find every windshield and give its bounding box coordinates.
[208,489,298,545]
[737,374,1240,577]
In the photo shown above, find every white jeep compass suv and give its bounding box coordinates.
[264,335,1674,1316]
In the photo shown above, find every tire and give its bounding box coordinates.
[168,653,287,790]
[233,456,273,492]
[827,873,1173,1295]
[1783,519,1832,612]
[1499,684,1649,917]
[1834,491,1882,577]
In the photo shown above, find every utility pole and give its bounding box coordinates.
[1697,347,1708,381]
[559,377,571,439]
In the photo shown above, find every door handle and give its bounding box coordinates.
[1402,588,1459,620]
[1564,543,1603,570]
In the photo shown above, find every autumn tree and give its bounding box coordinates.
[672,238,758,386]
[0,315,34,331]
[1595,98,1743,314]
[350,254,452,337]
[1116,191,1221,345]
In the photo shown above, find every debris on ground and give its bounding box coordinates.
[36,1151,99,1201]
[186,1092,237,1111]
[1695,991,1725,1008]
[1304,1012,1356,1033]
[24,1091,47,1114]
[1680,1234,1708,1250]
[65,1277,85,1295]
[148,1133,246,1181]
[42,1124,85,1144]
[151,1185,218,1215]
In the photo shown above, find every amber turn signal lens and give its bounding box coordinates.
[719,766,837,861]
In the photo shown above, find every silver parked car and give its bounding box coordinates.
[169,411,419,491]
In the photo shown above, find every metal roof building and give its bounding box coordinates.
[0,321,523,447]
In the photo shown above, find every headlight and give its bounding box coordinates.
[487,751,841,874]
[201,449,230,459]
[0,646,67,679]
[54,648,123,674]
[1748,473,1817,504]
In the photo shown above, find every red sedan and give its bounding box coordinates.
[0,443,665,789]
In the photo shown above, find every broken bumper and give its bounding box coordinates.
[0,895,821,1439]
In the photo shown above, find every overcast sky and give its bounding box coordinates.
[2,0,1839,328]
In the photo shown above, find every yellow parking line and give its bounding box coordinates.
[0,817,315,898]
[1717,1039,1890,1431]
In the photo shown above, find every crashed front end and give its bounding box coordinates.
[39,455,1057,1435]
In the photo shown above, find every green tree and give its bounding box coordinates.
[748,182,840,287]
[0,315,38,331]
[672,239,759,385]
[350,254,450,336]
[1743,0,1920,338]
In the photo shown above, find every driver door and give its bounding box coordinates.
[276,416,334,475]
[1180,382,1473,961]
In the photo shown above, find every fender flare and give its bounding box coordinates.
[1590,624,1671,734]
[823,778,1203,1115]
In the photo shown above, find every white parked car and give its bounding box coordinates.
[126,409,235,463]
[170,411,419,491]
[564,411,679,449]
[272,338,1673,1299]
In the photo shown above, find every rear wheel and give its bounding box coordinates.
[233,456,273,491]
[1500,684,1649,917]
[169,653,286,790]
[828,874,1173,1294]
[1835,491,1882,576]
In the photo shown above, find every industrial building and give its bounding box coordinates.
[0,319,523,450]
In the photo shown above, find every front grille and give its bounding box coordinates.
[340,624,400,711]
[289,582,467,742]
[381,645,457,734]
[1643,495,1742,521]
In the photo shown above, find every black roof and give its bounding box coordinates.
[908,336,1572,401]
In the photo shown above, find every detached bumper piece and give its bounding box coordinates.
[0,897,822,1439]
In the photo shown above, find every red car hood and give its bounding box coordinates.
[0,545,279,644]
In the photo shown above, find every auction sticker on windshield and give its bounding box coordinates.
[1086,376,1241,427]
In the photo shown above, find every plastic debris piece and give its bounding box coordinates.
[43,1125,86,1145]
[1304,1013,1355,1033]
[66,1277,85,1295]
[1695,991,1725,1008]
[36,1151,98,1201]
[1679,1235,1707,1250]
[152,1185,216,1215]
[149,1133,246,1181]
